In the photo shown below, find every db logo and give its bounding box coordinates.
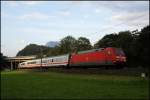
[86,57,89,61]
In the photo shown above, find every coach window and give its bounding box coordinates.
[55,58,57,62]
[28,62,35,64]
[43,60,47,63]
[21,63,25,65]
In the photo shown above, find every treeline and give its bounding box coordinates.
[94,26,149,68]
[17,36,93,57]
[16,25,149,67]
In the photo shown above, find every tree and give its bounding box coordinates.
[136,25,150,67]
[94,33,118,48]
[117,31,133,48]
[58,36,77,54]
[46,46,60,56]
[76,37,92,51]
[0,53,9,70]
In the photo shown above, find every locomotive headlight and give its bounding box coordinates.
[122,57,126,62]
[116,56,120,60]
[116,56,126,62]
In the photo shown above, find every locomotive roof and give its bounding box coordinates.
[77,48,105,54]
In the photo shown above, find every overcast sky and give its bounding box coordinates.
[1,1,149,57]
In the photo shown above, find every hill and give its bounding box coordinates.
[45,41,59,47]
[16,44,51,57]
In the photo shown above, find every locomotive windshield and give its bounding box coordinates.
[115,48,125,56]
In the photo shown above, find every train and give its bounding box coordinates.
[18,47,126,69]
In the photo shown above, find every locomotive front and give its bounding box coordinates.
[113,48,126,66]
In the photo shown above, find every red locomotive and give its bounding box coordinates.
[18,47,126,68]
[70,47,126,67]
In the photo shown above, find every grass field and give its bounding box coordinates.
[1,69,149,99]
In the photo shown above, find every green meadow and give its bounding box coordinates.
[1,70,149,99]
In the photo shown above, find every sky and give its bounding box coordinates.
[1,1,149,57]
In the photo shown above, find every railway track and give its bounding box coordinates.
[17,67,148,77]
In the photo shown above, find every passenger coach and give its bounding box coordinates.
[18,54,69,68]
